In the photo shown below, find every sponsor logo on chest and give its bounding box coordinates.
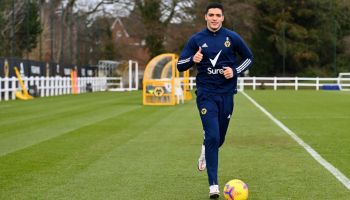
[207,68,224,75]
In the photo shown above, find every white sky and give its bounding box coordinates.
[59,0,193,23]
[60,0,134,18]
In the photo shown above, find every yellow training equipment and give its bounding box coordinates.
[143,53,192,106]
[14,67,33,100]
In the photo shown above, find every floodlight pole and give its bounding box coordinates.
[39,0,43,61]
[282,19,286,76]
[11,0,15,57]
[76,15,81,66]
[59,4,64,64]
[331,0,337,75]
[50,2,54,62]
[25,0,29,60]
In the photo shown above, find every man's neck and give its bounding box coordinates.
[207,25,222,32]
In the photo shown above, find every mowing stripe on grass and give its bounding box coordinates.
[241,91,350,190]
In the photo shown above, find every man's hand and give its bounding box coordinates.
[223,66,234,79]
[193,47,203,63]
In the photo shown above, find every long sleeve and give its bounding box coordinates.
[177,37,197,72]
[234,35,253,75]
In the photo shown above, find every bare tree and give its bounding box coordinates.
[134,0,192,58]
[0,1,26,57]
[32,0,132,64]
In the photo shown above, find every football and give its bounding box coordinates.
[223,179,248,200]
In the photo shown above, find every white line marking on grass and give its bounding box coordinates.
[241,91,350,190]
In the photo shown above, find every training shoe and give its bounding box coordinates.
[197,145,206,171]
[209,185,220,199]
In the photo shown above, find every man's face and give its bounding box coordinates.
[205,8,224,31]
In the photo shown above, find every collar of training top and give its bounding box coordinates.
[206,27,224,35]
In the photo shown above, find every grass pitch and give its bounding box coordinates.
[0,91,349,199]
[245,90,350,179]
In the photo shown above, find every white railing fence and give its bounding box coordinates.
[186,77,350,91]
[2,76,349,101]
[0,76,124,101]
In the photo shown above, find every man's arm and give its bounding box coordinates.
[234,35,254,75]
[177,37,198,72]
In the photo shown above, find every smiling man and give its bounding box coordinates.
[177,2,253,199]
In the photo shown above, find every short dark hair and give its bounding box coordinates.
[205,2,224,14]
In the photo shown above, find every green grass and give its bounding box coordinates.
[245,90,350,179]
[0,91,349,199]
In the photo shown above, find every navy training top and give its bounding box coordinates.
[177,27,253,95]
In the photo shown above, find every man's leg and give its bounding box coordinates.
[201,112,221,198]
[218,95,234,147]
[197,95,220,185]
[203,117,220,186]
